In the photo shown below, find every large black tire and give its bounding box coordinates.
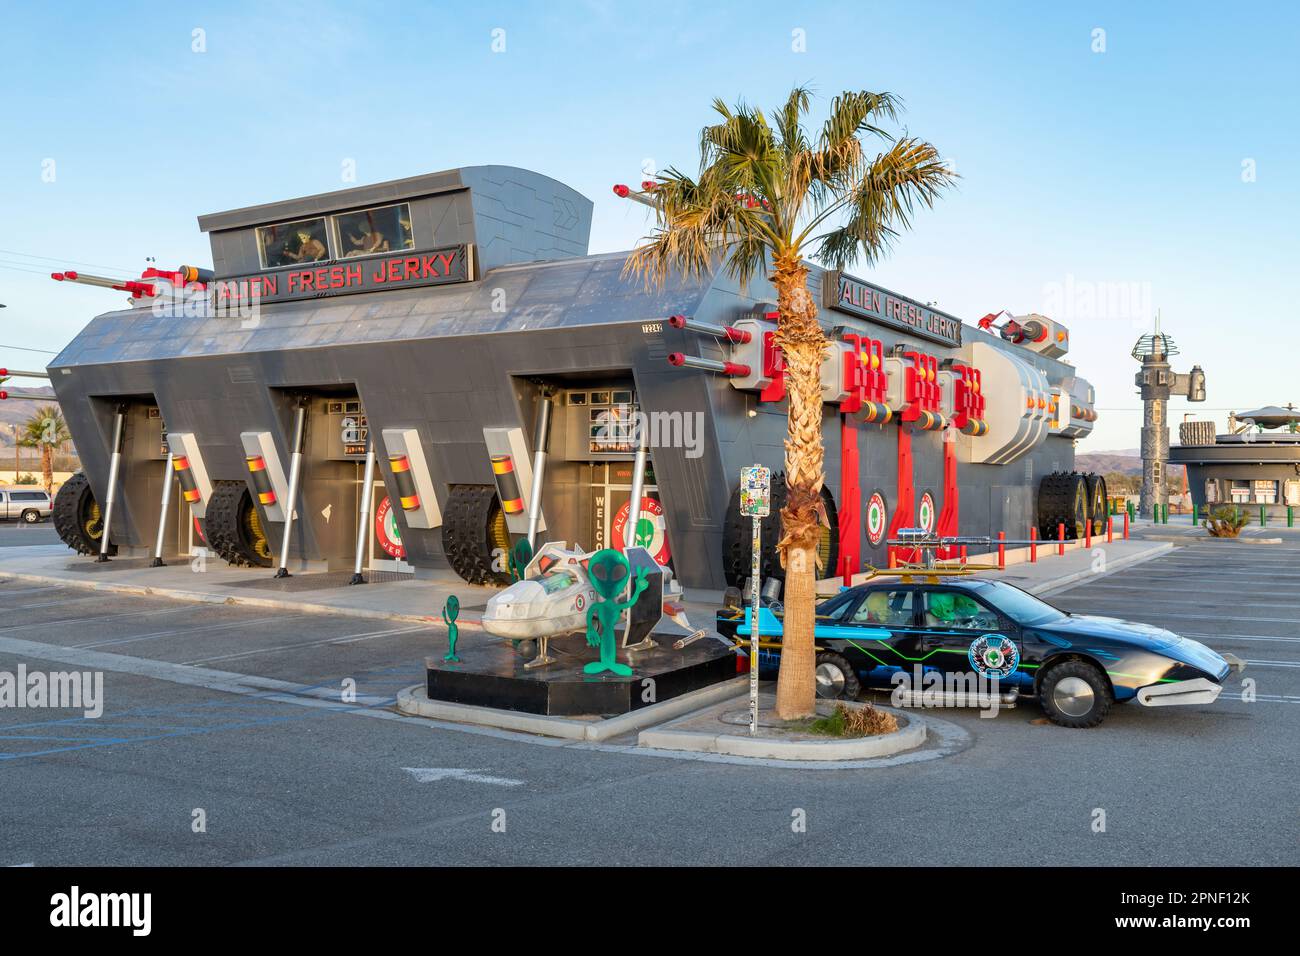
[204,480,273,567]
[52,471,116,556]
[1038,659,1113,728]
[442,484,512,586]
[814,650,861,700]
[721,475,839,588]
[1037,472,1089,541]
[1085,473,1108,536]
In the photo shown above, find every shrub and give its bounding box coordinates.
[1204,505,1249,538]
[809,702,899,737]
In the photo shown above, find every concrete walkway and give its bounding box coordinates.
[0,534,1173,629]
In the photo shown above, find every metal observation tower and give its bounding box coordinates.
[1132,316,1206,516]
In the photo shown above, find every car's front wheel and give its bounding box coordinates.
[1039,660,1112,728]
[814,650,861,700]
[21,510,40,524]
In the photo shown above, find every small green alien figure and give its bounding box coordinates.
[583,548,649,677]
[442,594,461,663]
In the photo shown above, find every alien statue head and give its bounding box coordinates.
[587,548,631,600]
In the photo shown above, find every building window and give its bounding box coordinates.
[1286,480,1300,506]
[1204,479,1220,504]
[1152,461,1162,484]
[257,217,330,268]
[1230,480,1251,504]
[332,203,415,259]
[1254,480,1279,505]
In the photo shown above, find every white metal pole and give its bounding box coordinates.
[97,408,125,563]
[149,450,174,567]
[526,396,552,549]
[349,439,377,585]
[275,404,307,579]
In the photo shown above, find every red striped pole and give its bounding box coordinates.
[1029,525,1038,562]
[1122,511,1130,539]
[1058,523,1066,556]
[1107,515,1113,543]
[1085,516,1092,549]
[959,545,968,565]
[997,531,1006,570]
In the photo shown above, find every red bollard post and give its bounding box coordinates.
[960,545,968,565]
[997,531,1006,570]
[1085,517,1092,549]
[1029,526,1038,563]
[1122,511,1130,539]
[1058,522,1066,556]
[1107,515,1113,543]
[887,547,897,569]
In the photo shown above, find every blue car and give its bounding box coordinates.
[716,577,1242,728]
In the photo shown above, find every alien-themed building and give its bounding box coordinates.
[1172,405,1300,518]
[47,165,1106,592]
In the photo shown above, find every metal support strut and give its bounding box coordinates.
[274,402,307,579]
[526,394,552,550]
[149,450,174,567]
[97,406,126,562]
[348,439,377,585]
[621,423,656,652]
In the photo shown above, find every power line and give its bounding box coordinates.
[0,344,59,355]
[0,248,136,277]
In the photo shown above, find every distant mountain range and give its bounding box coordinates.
[0,385,59,445]
[1077,449,1183,479]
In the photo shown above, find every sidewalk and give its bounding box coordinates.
[0,533,1173,629]
[816,535,1173,598]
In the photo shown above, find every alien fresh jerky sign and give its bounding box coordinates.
[611,496,671,566]
[212,245,472,307]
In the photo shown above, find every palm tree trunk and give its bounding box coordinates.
[41,444,53,496]
[771,253,827,720]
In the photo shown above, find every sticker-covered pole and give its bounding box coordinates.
[97,406,126,562]
[149,450,174,567]
[740,464,770,738]
[750,510,761,735]
[349,439,377,585]
[275,402,307,579]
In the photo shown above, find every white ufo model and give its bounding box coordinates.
[482,542,596,640]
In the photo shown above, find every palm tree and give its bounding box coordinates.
[21,405,70,495]
[624,87,955,719]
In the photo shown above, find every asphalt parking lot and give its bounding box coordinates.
[0,537,1294,866]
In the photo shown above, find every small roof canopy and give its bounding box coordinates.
[1236,405,1300,429]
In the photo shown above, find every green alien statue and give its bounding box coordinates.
[442,594,461,663]
[583,548,649,677]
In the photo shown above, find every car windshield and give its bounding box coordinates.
[978,582,1068,626]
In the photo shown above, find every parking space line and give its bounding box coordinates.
[179,623,436,665]
[75,614,311,649]
[0,605,196,634]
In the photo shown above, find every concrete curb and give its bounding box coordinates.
[638,706,926,761]
[1140,534,1282,545]
[395,675,749,741]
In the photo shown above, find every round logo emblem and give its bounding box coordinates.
[374,495,406,559]
[866,491,887,546]
[612,496,671,565]
[967,634,1019,680]
[918,491,936,533]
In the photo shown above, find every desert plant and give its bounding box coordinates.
[1203,505,1249,537]
[809,701,899,737]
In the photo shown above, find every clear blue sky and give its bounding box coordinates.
[2,0,1297,449]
